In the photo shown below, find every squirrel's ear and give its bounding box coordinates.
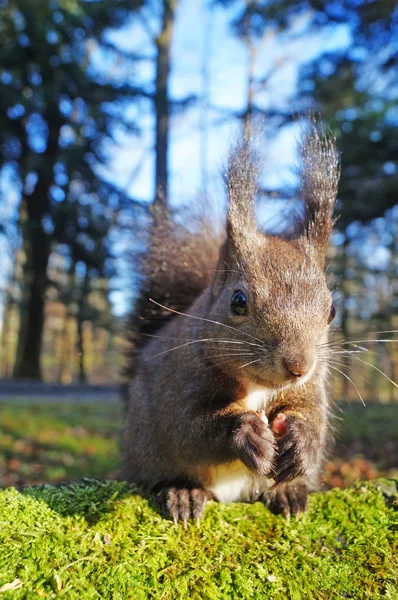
[299,121,340,266]
[211,241,231,296]
[225,131,259,250]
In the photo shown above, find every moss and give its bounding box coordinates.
[0,479,396,599]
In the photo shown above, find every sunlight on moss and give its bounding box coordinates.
[0,479,396,599]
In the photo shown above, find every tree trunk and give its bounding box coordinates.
[13,103,61,380]
[77,270,90,384]
[77,318,86,384]
[0,249,21,378]
[13,218,51,379]
[154,0,178,206]
[1,289,14,379]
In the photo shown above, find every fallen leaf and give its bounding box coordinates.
[103,532,112,545]
[0,579,23,592]
[8,458,21,471]
[54,573,62,591]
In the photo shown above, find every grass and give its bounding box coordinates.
[0,401,121,487]
[0,478,396,598]
[329,402,398,487]
[0,399,396,489]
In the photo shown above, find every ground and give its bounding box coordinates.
[0,479,396,598]
[0,399,396,488]
[0,399,397,598]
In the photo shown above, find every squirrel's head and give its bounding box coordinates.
[204,123,340,390]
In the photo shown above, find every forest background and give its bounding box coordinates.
[0,0,397,402]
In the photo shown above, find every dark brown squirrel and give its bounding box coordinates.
[122,122,340,525]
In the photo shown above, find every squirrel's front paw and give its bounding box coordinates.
[233,411,276,475]
[271,413,319,483]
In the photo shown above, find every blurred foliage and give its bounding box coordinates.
[298,0,398,226]
[220,0,397,225]
[0,0,146,379]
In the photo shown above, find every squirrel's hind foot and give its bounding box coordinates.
[261,483,308,520]
[156,484,213,527]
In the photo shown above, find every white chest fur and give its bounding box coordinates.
[245,382,276,412]
[207,461,273,503]
[207,383,276,503]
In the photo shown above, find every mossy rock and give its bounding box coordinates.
[0,479,396,599]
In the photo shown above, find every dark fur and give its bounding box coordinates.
[122,122,340,523]
[123,206,222,383]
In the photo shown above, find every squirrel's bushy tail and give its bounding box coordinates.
[123,204,223,381]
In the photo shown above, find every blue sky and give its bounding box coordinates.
[105,1,350,207]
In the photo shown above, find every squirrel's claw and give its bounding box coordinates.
[270,412,318,484]
[262,483,308,519]
[157,485,212,527]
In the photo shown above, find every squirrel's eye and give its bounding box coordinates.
[231,290,248,316]
[328,304,336,323]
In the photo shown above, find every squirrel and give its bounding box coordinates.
[122,122,340,525]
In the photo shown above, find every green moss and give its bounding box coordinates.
[0,479,396,599]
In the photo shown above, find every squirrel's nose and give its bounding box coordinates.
[283,358,313,378]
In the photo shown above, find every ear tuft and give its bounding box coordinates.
[299,119,340,256]
[226,129,259,242]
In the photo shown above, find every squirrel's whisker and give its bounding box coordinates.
[235,359,261,370]
[324,340,397,351]
[327,359,377,391]
[144,339,226,360]
[148,298,265,345]
[202,348,256,355]
[326,329,398,344]
[353,329,398,336]
[318,341,396,366]
[139,332,258,346]
[327,350,365,355]
[319,331,398,349]
[328,347,392,363]
[350,356,398,389]
[325,368,353,409]
[208,351,255,356]
[144,339,261,361]
[209,359,255,373]
[328,364,365,406]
